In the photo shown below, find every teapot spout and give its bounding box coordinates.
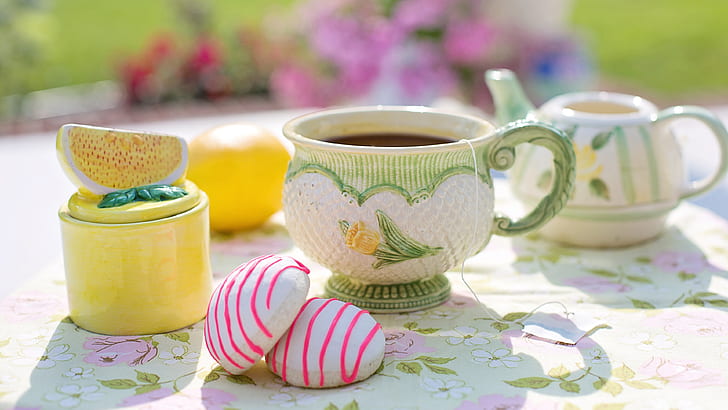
[485,69,536,125]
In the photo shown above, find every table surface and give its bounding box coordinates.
[2,106,728,409]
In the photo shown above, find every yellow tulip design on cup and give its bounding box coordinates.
[344,221,381,255]
[339,210,442,269]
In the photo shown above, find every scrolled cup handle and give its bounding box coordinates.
[488,120,576,237]
[654,105,728,200]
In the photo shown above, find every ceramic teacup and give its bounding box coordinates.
[281,106,575,312]
[508,91,728,247]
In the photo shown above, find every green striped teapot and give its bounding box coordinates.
[282,106,575,312]
[486,69,728,248]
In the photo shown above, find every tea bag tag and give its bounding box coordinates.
[522,309,606,345]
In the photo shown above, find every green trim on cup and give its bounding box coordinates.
[286,159,491,206]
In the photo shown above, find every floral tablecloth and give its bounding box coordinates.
[3,190,728,410]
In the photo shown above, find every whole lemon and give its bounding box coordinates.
[187,123,291,232]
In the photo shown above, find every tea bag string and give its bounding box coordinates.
[457,138,573,322]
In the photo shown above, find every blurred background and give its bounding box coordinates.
[1,0,727,134]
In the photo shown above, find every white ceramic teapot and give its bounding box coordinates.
[486,69,728,247]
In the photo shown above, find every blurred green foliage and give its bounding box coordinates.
[0,0,50,96]
[10,0,295,96]
[571,0,728,100]
[3,0,728,102]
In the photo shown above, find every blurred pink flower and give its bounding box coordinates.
[395,42,457,100]
[310,13,395,67]
[187,37,222,73]
[639,356,725,389]
[309,9,399,97]
[392,0,448,32]
[270,64,328,107]
[443,19,497,64]
[384,330,435,358]
[83,336,158,367]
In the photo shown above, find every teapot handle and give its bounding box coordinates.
[488,121,575,237]
[655,106,728,200]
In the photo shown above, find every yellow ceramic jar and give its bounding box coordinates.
[58,181,212,335]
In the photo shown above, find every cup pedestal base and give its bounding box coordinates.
[324,273,451,313]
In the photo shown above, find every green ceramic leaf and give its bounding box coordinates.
[396,361,422,375]
[135,370,160,384]
[99,379,138,389]
[589,178,610,200]
[98,188,137,208]
[379,210,442,256]
[591,130,614,150]
[98,184,188,208]
[505,377,553,389]
[204,372,221,383]
[370,210,442,269]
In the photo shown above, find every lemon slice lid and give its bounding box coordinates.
[66,180,201,224]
